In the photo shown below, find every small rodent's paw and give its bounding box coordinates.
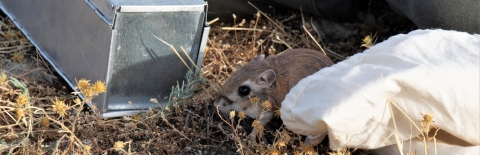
[304,134,323,146]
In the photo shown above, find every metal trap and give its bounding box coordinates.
[0,0,209,117]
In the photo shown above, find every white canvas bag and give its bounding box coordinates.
[281,29,480,154]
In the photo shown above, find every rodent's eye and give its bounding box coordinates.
[238,86,250,97]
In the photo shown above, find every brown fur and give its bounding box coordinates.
[214,48,333,125]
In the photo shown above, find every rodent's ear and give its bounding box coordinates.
[256,69,276,87]
[250,54,265,62]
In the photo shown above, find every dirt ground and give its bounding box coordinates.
[0,0,416,154]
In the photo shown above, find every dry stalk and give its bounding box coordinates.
[16,68,45,78]
[221,27,271,32]
[233,14,238,44]
[382,73,438,155]
[247,1,287,35]
[180,46,200,71]
[36,107,88,153]
[152,34,193,73]
[207,17,219,25]
[251,12,261,52]
[274,35,292,50]
[302,26,326,55]
[215,106,246,155]
[160,111,192,142]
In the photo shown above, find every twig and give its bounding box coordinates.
[325,47,347,60]
[16,68,45,78]
[152,34,193,73]
[299,9,325,56]
[0,46,18,51]
[221,27,271,32]
[160,111,192,142]
[247,1,288,35]
[180,46,200,71]
[302,26,326,56]
[208,18,219,25]
[34,49,55,76]
[275,35,292,50]
[184,109,207,121]
[215,106,246,155]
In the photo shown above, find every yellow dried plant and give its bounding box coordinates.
[51,97,68,117]
[15,93,29,107]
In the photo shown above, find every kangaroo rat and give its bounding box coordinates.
[214,48,334,128]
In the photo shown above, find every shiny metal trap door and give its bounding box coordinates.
[0,0,210,117]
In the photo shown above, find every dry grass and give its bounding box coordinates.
[387,98,440,155]
[0,1,418,154]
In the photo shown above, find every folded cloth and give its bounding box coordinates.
[281,29,480,154]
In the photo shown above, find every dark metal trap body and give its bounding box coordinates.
[0,0,209,117]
